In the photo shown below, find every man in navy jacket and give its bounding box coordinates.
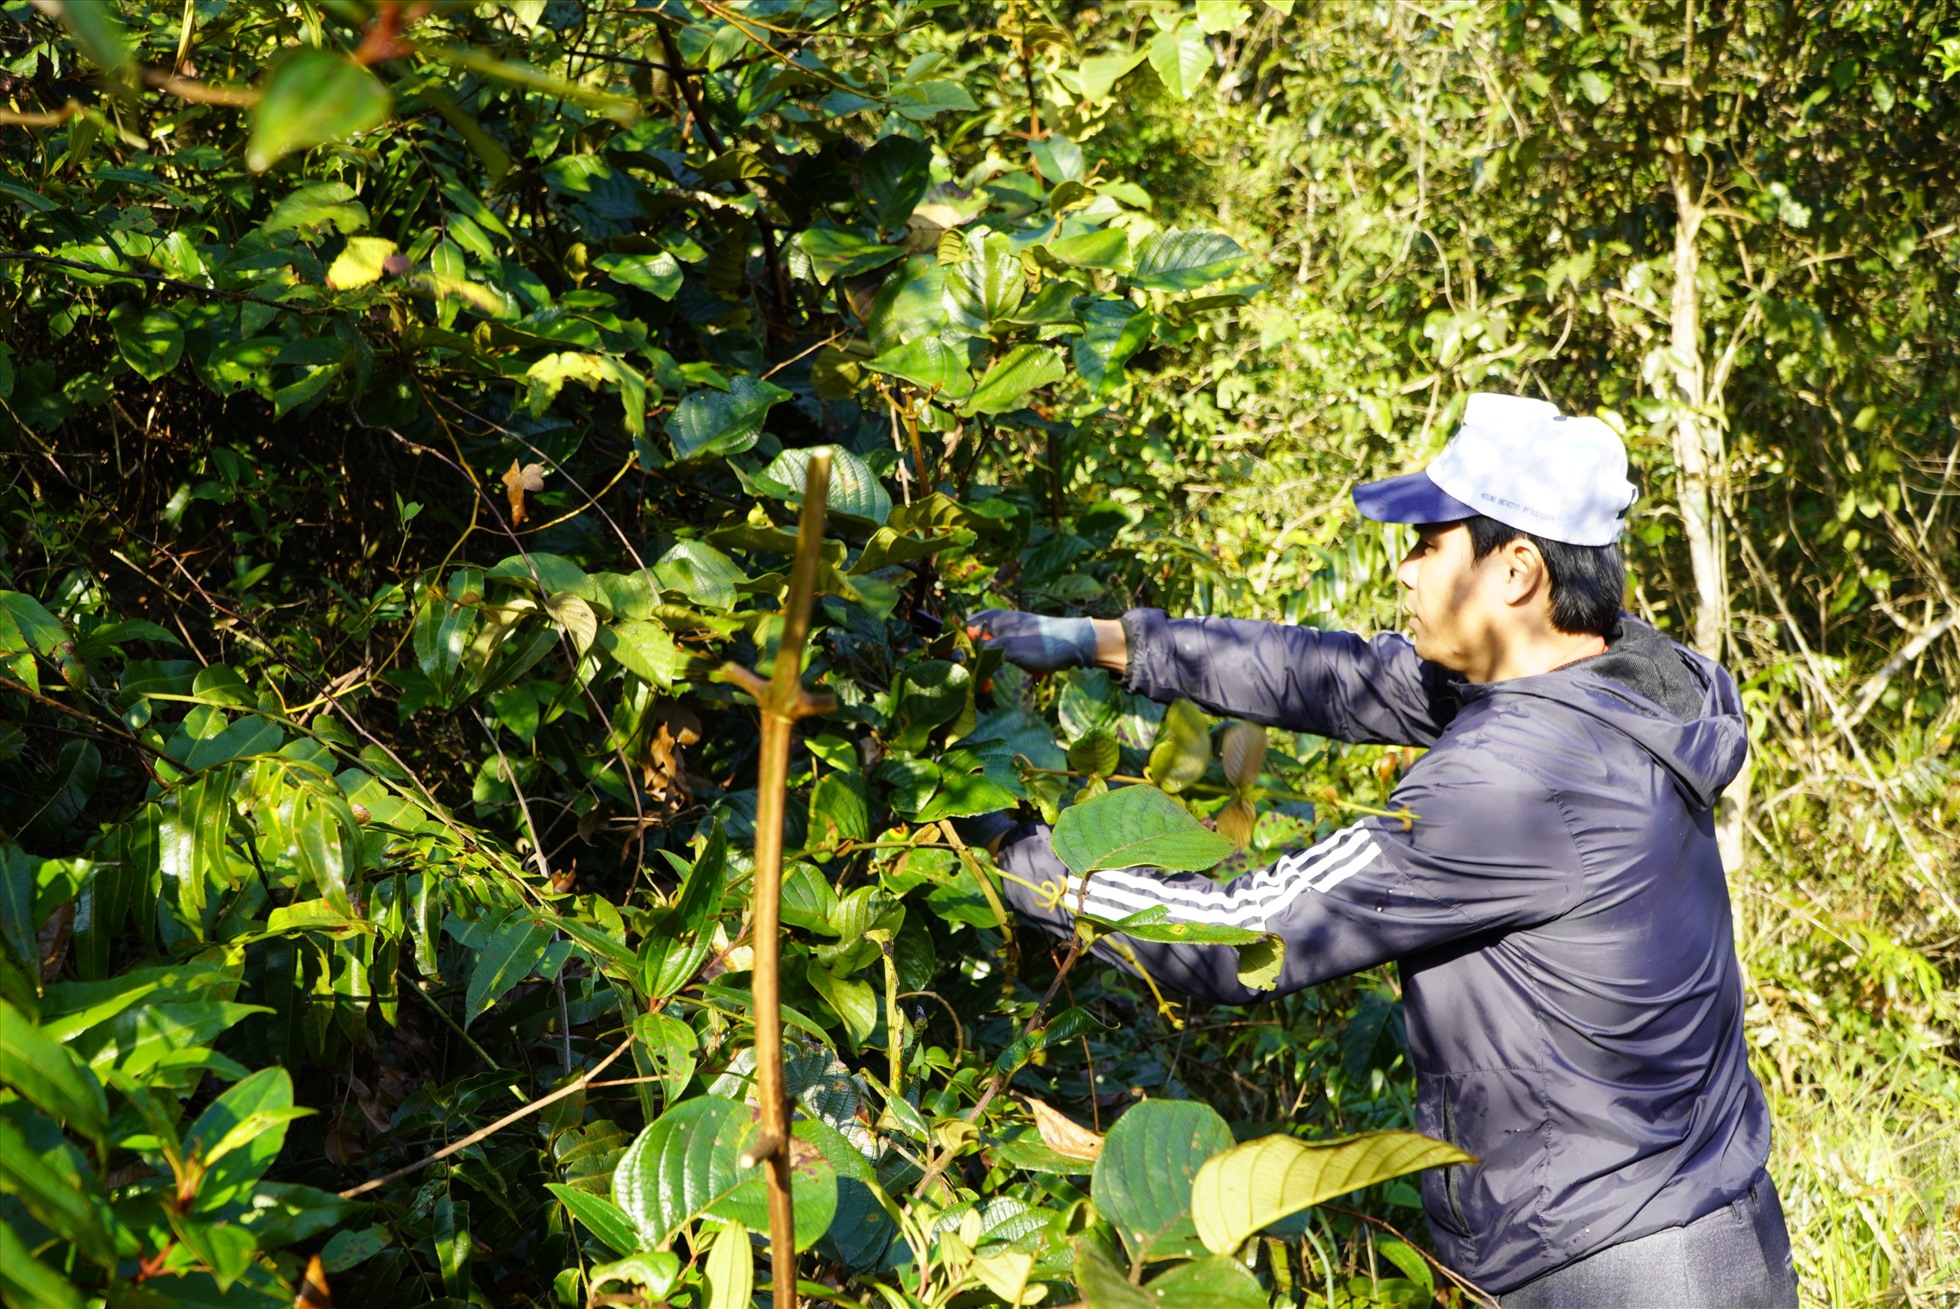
[968,394,1798,1307]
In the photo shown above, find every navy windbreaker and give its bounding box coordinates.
[995,610,1772,1294]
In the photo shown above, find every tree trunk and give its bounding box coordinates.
[1666,150,1750,874]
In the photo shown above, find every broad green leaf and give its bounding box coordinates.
[666,375,791,461]
[961,344,1065,416]
[546,1183,637,1256]
[593,251,682,299]
[326,236,399,290]
[1146,698,1212,794]
[1141,1256,1268,1309]
[1091,1098,1232,1264]
[993,1005,1108,1076]
[1078,49,1148,104]
[247,49,393,173]
[590,1253,681,1301]
[1194,1,1253,34]
[797,227,905,284]
[185,1066,310,1211]
[757,445,891,526]
[603,619,686,688]
[943,229,1024,334]
[1235,934,1285,991]
[890,80,978,119]
[1068,732,1120,778]
[1127,230,1249,291]
[860,135,932,232]
[1071,1236,1152,1309]
[1074,300,1155,397]
[1191,1130,1475,1256]
[0,999,109,1142]
[612,1095,837,1251]
[1041,228,1131,271]
[806,960,878,1047]
[866,337,974,400]
[653,541,745,611]
[1576,69,1614,105]
[1052,785,1234,877]
[109,304,183,381]
[889,659,969,750]
[1148,23,1212,101]
[705,1219,755,1309]
[868,262,948,351]
[1088,904,1265,946]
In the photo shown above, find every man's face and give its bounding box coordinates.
[1395,522,1502,674]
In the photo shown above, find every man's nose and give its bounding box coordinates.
[1395,551,1418,589]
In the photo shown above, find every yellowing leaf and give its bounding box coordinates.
[1022,1096,1104,1161]
[326,237,398,290]
[544,591,598,655]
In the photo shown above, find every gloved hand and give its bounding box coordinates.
[966,609,1098,673]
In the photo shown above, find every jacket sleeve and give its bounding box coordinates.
[994,754,1582,1006]
[1118,608,1458,746]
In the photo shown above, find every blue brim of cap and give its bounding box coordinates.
[1352,471,1479,526]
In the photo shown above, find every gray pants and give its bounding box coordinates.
[1500,1173,1799,1309]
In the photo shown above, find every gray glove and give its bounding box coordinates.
[966,609,1098,673]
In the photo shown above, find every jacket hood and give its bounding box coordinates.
[1462,617,1748,810]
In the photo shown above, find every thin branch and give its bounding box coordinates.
[0,251,332,316]
[338,1033,634,1199]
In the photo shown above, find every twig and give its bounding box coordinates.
[721,452,835,1309]
[338,1033,634,1199]
[1322,1205,1500,1308]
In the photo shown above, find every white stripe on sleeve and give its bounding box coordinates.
[1070,823,1384,931]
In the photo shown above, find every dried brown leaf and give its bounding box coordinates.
[1022,1096,1103,1161]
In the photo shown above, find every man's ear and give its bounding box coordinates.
[1501,538,1549,609]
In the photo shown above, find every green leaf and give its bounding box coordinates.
[41,0,131,71]
[0,1111,115,1264]
[1194,1,1253,33]
[593,251,682,299]
[866,337,975,401]
[1086,904,1264,946]
[110,304,184,381]
[612,1096,837,1251]
[590,1253,680,1301]
[603,619,686,688]
[326,236,399,290]
[705,1218,755,1309]
[1576,69,1614,105]
[185,1066,310,1212]
[667,375,791,461]
[943,229,1025,334]
[546,1184,637,1256]
[797,227,905,284]
[1145,698,1212,794]
[1091,1098,1232,1264]
[860,135,932,232]
[1148,23,1212,101]
[1071,1236,1152,1309]
[757,445,892,526]
[890,80,978,120]
[1235,934,1285,991]
[1191,1130,1475,1256]
[889,659,970,750]
[1077,49,1149,104]
[451,910,552,1025]
[246,49,393,173]
[654,541,745,611]
[1074,300,1154,397]
[0,999,109,1142]
[0,1218,84,1309]
[806,960,878,1047]
[868,262,948,352]
[1041,228,1131,271]
[1051,785,1235,877]
[1127,230,1248,291]
[1141,1256,1268,1309]
[961,344,1065,416]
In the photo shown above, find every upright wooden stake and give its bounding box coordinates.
[722,451,833,1309]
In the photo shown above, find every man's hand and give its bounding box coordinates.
[966,609,1098,673]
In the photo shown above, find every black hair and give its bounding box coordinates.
[1460,514,1624,637]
